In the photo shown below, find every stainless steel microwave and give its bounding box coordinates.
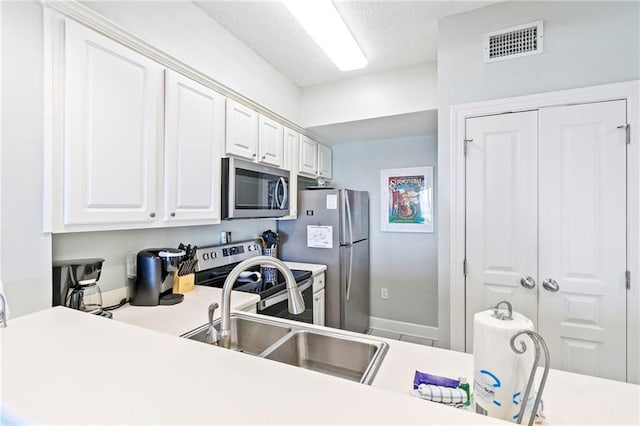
[221,157,290,219]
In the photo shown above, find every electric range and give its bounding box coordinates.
[194,239,313,323]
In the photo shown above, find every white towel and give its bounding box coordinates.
[415,384,468,405]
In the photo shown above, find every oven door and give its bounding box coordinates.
[258,279,313,324]
[222,157,290,219]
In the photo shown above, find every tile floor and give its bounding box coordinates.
[367,328,435,347]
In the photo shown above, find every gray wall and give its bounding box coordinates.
[332,135,438,327]
[437,0,640,348]
[53,221,277,294]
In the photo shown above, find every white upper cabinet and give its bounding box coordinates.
[63,20,163,226]
[164,70,225,223]
[225,99,258,160]
[258,115,284,168]
[317,143,332,180]
[280,127,300,220]
[299,136,318,177]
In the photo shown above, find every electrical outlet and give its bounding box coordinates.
[381,288,388,300]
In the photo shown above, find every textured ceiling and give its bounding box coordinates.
[195,0,495,88]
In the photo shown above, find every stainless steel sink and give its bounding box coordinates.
[262,330,386,385]
[181,313,388,385]
[182,315,291,356]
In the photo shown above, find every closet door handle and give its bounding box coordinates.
[520,276,536,289]
[542,278,560,292]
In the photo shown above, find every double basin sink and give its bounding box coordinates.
[181,313,388,385]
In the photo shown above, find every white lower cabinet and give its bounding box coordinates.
[164,70,224,223]
[312,273,326,326]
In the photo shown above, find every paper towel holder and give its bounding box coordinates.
[510,330,551,426]
[493,300,514,320]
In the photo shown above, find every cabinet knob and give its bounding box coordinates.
[149,212,156,218]
[252,153,257,158]
[170,212,176,217]
[262,156,266,160]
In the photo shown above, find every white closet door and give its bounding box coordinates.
[539,100,627,381]
[465,111,539,351]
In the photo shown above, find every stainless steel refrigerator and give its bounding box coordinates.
[279,189,369,333]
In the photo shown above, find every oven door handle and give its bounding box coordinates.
[258,279,312,310]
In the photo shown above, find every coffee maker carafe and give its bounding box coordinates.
[131,248,185,306]
[52,258,111,318]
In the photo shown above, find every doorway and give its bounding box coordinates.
[464,100,627,381]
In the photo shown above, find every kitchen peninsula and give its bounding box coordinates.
[2,295,638,425]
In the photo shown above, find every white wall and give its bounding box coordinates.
[1,1,52,318]
[301,62,437,128]
[332,135,438,327]
[437,0,640,349]
[82,1,301,122]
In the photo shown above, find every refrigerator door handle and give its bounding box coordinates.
[346,246,353,301]
[345,192,354,245]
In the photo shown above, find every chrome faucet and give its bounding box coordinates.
[0,292,7,328]
[217,256,305,348]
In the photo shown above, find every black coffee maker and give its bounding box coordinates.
[131,248,185,306]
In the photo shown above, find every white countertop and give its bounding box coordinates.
[2,274,638,425]
[1,307,500,425]
[113,285,259,336]
[283,261,327,276]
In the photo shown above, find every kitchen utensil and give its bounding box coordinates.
[261,230,279,248]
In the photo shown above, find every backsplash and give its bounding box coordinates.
[52,220,278,294]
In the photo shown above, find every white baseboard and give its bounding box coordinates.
[370,316,439,341]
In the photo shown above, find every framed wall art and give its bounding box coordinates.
[380,167,434,233]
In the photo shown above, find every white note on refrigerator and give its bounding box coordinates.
[326,194,338,210]
[307,225,333,249]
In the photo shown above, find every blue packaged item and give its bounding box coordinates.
[413,370,460,389]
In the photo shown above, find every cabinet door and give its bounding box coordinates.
[279,128,299,219]
[258,115,284,167]
[313,288,326,326]
[299,136,318,177]
[164,70,224,222]
[225,99,258,160]
[63,20,162,225]
[317,143,332,180]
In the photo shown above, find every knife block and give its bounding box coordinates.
[173,272,194,294]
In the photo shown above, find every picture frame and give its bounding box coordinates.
[380,167,434,233]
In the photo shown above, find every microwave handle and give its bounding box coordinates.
[271,178,281,209]
[278,177,288,210]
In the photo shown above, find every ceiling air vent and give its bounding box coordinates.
[484,20,543,63]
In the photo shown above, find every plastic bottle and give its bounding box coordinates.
[458,377,471,407]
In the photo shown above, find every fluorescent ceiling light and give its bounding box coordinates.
[283,0,367,71]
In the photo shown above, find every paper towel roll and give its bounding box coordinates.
[473,307,534,423]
